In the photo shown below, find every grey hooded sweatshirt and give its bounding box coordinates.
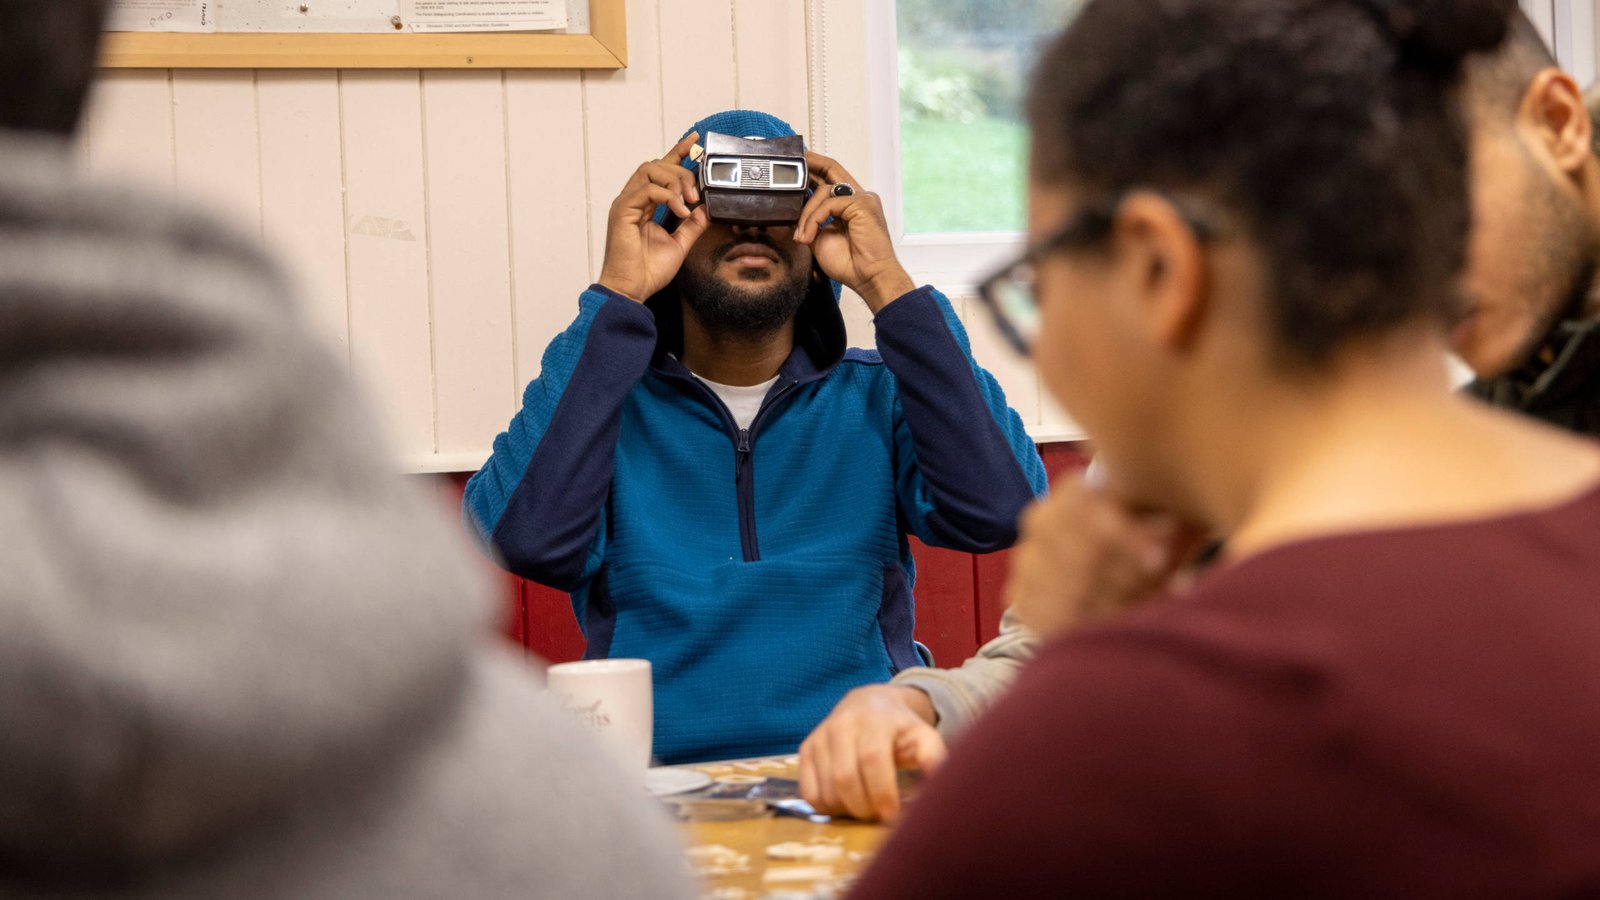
[0,133,693,899]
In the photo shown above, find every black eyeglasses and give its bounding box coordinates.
[976,193,1220,356]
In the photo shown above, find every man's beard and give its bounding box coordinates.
[675,241,811,338]
[1514,176,1600,371]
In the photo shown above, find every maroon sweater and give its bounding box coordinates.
[852,485,1600,899]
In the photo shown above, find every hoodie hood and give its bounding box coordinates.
[644,109,848,374]
[0,132,489,878]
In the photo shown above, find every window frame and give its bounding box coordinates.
[1522,0,1598,85]
[866,0,1026,296]
[870,1,1599,295]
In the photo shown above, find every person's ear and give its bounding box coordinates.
[1519,68,1592,177]
[1115,192,1208,353]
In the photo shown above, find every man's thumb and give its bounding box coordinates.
[672,205,710,251]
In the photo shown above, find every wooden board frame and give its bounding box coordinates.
[100,0,626,69]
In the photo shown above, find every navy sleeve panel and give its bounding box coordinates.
[472,286,657,589]
[875,286,1047,552]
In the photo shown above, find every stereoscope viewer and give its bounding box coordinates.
[696,131,810,226]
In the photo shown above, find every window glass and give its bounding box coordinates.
[897,0,1085,234]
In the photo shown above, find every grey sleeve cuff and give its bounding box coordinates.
[891,608,1038,740]
[892,667,990,739]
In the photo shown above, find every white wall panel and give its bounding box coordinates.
[422,71,517,458]
[171,70,263,231]
[734,0,810,130]
[340,71,436,456]
[659,0,736,137]
[1038,391,1085,445]
[82,70,176,192]
[257,70,350,354]
[505,71,592,393]
[808,0,875,185]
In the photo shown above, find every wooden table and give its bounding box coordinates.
[671,756,890,899]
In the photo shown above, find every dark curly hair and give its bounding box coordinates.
[0,0,110,135]
[1028,0,1516,365]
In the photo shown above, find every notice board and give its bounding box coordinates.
[101,0,626,69]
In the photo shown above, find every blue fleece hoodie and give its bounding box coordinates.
[466,110,1046,764]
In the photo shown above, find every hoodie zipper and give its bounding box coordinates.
[720,381,797,562]
[734,428,757,560]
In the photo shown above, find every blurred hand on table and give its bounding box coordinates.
[798,684,944,823]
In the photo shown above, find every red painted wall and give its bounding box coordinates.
[434,442,1086,666]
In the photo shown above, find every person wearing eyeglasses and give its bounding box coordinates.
[800,5,1600,829]
[848,0,1600,894]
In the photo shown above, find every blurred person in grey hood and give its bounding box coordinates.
[0,3,693,897]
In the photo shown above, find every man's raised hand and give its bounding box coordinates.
[794,151,915,313]
[597,132,710,302]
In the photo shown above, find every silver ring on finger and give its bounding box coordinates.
[829,182,856,198]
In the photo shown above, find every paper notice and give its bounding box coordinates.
[405,0,567,32]
[107,0,216,32]
[227,0,402,34]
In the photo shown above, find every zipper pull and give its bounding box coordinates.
[735,428,751,481]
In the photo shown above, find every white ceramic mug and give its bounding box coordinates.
[545,658,654,773]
